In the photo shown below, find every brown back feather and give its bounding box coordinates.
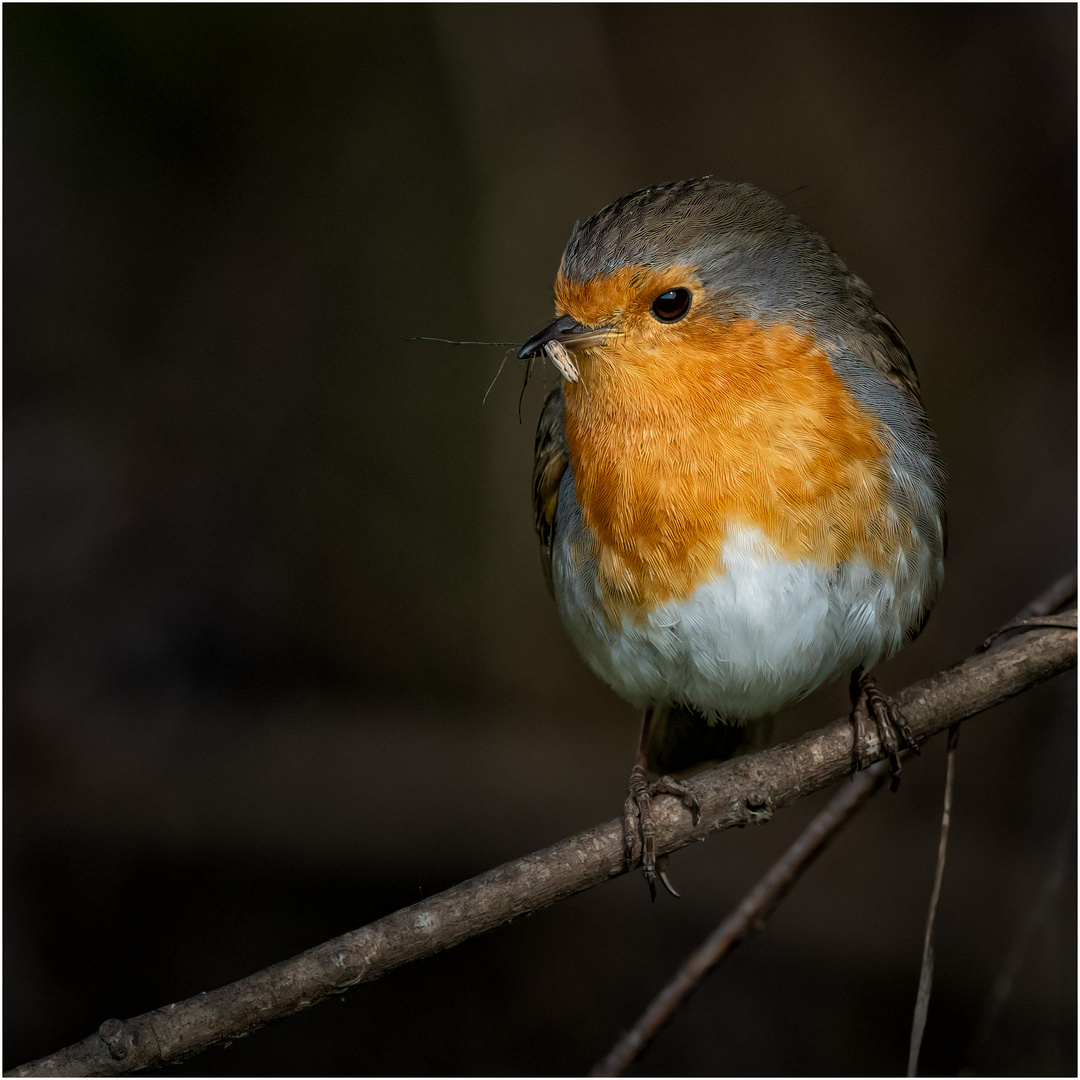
[532,388,569,595]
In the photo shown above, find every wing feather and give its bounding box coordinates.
[532,388,569,595]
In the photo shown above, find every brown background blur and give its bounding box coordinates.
[5,5,1076,1076]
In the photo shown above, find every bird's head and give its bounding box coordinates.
[520,177,850,396]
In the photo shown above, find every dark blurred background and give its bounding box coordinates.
[5,4,1076,1076]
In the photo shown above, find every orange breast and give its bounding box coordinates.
[556,269,907,622]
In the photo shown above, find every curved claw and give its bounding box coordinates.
[623,771,698,898]
[643,868,657,902]
[656,857,682,899]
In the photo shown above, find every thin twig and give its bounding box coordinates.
[979,612,1077,653]
[978,567,1078,651]
[907,724,960,1076]
[7,596,1076,1077]
[591,760,892,1077]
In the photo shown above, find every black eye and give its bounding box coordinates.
[650,287,692,323]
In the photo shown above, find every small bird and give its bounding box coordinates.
[521,178,946,896]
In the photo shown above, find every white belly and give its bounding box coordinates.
[554,521,935,723]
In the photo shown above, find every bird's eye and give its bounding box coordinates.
[650,287,692,323]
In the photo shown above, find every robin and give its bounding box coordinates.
[520,178,947,897]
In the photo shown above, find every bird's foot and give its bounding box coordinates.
[849,667,919,791]
[623,770,701,899]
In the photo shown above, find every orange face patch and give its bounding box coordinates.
[554,262,702,351]
[555,267,907,623]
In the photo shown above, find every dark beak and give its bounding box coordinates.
[518,314,616,360]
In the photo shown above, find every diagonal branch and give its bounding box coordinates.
[7,599,1076,1077]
